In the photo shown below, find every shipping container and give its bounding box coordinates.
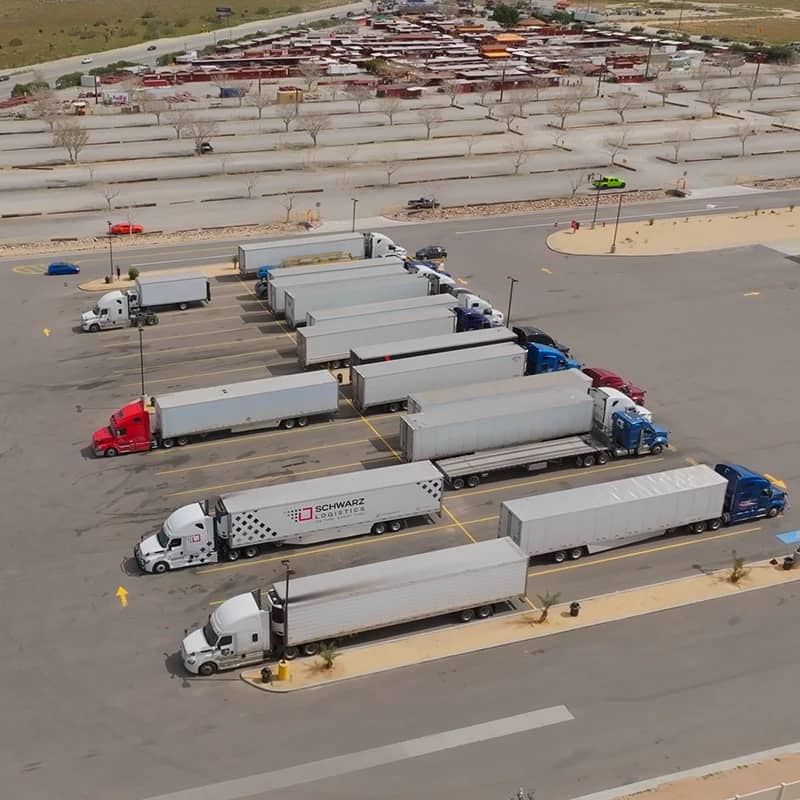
[307,293,456,327]
[352,343,526,413]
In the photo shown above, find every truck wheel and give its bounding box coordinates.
[176,437,189,447]
[466,475,480,488]
[284,646,299,660]
[597,451,610,465]
[302,642,320,657]
[387,402,401,413]
[372,522,387,535]
[162,438,174,449]
[152,561,169,574]
[708,518,723,531]
[296,417,308,427]
[450,477,466,490]
[569,547,584,560]
[553,550,567,563]
[651,444,664,455]
[768,507,779,518]
[458,608,475,623]
[226,549,241,561]
[721,512,732,526]
[476,604,494,619]
[243,546,259,559]
[89,323,100,333]
[146,315,158,326]
[104,447,118,458]
[582,453,597,467]
[280,418,296,430]
[198,662,217,677]
[389,520,403,532]
[691,521,707,534]
[178,302,188,311]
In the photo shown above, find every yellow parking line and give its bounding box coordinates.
[238,277,296,345]
[114,352,289,379]
[201,514,500,581]
[527,525,762,578]
[103,324,279,347]
[442,504,477,544]
[157,437,371,476]
[119,362,270,389]
[110,337,276,361]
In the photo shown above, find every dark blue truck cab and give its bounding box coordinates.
[714,463,788,524]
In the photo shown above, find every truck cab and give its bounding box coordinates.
[92,399,153,456]
[714,463,788,523]
[407,263,456,293]
[135,501,216,573]
[525,343,581,374]
[592,387,651,432]
[454,292,504,324]
[182,592,270,675]
[454,306,498,331]
[81,290,136,332]
[610,410,669,455]
[514,325,570,355]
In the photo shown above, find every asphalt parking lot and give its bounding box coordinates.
[3,212,799,800]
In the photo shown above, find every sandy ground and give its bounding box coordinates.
[241,556,800,693]
[548,206,800,256]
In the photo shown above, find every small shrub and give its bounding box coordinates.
[231,253,239,269]
[790,205,795,212]
[104,275,112,284]
[648,218,655,226]
[317,641,340,670]
[729,549,747,584]
[127,267,139,281]
[535,591,561,624]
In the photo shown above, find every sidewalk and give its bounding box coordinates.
[241,555,800,694]
[78,261,236,292]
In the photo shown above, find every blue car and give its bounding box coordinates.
[47,261,80,276]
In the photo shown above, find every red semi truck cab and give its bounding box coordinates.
[92,399,153,457]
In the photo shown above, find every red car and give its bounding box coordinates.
[109,223,144,235]
[583,367,646,405]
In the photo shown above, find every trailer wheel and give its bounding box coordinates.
[458,608,475,623]
[146,315,158,326]
[597,451,610,465]
[389,520,403,532]
[553,550,567,563]
[690,521,707,534]
[466,474,480,488]
[104,447,118,458]
[243,546,259,559]
[650,444,664,455]
[198,662,218,677]
[768,507,779,518]
[387,402,401,413]
[280,418,296,430]
[582,453,597,468]
[178,302,188,311]
[372,522,387,535]
[296,417,308,427]
[152,561,169,574]
[226,549,241,561]
[162,438,174,449]
[476,604,494,619]
[450,477,466,490]
[176,437,189,447]
[569,547,584,560]
[707,517,722,531]
[88,323,100,333]
[283,646,299,660]
[302,642,320,657]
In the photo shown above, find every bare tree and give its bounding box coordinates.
[226,81,250,107]
[186,119,219,153]
[417,107,442,139]
[278,104,297,132]
[464,134,478,157]
[348,84,373,112]
[693,63,716,91]
[243,173,260,199]
[667,128,692,163]
[441,79,463,107]
[29,89,60,130]
[549,96,578,130]
[717,53,744,79]
[653,77,678,107]
[567,171,583,198]
[98,184,120,212]
[383,155,402,185]
[250,91,272,119]
[300,113,331,147]
[168,109,193,140]
[299,63,324,92]
[735,122,757,156]
[700,86,730,116]
[610,92,637,123]
[379,96,403,125]
[53,119,89,163]
[473,78,494,106]
[770,57,799,86]
[568,83,594,112]
[497,106,517,131]
[280,193,295,223]
[528,77,549,103]
[605,125,629,166]
[142,94,169,124]
[508,142,528,175]
[738,71,761,102]
[512,90,537,118]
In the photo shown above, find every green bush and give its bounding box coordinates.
[55,72,83,89]
[128,267,139,281]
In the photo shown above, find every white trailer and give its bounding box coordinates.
[285,273,431,328]
[266,261,406,313]
[499,465,729,563]
[237,231,403,277]
[349,327,519,367]
[352,343,526,414]
[297,309,457,369]
[307,293,456,327]
[181,538,529,672]
[136,461,443,573]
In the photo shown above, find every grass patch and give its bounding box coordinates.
[681,16,800,43]
[0,0,339,70]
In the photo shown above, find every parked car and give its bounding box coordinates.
[512,325,570,355]
[415,245,447,261]
[46,261,80,276]
[593,175,626,189]
[197,141,213,154]
[0,75,9,82]
[81,56,94,64]
[110,223,144,235]
[407,197,440,210]
[583,367,646,405]
[147,45,157,51]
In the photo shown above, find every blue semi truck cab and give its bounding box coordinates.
[714,463,788,524]
[610,410,669,455]
[525,342,582,374]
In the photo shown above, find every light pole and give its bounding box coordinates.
[644,40,654,80]
[106,220,114,282]
[506,276,518,326]
[350,197,358,232]
[591,185,601,229]
[609,192,623,254]
[281,559,296,659]
[137,318,146,397]
[499,59,509,103]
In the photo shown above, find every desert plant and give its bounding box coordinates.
[729,550,747,584]
[127,267,139,281]
[317,641,340,670]
[535,591,561,623]
[648,218,655,226]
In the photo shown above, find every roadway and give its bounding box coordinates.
[1,202,799,799]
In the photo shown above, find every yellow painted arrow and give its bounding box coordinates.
[764,473,788,490]
[115,586,129,608]
[42,328,51,337]
[540,267,553,275]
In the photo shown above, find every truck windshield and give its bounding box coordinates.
[201,622,219,648]
[91,305,100,316]
[156,529,170,548]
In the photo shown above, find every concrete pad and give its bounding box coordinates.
[241,555,800,693]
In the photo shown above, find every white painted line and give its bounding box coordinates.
[132,253,232,267]
[567,741,800,800]
[143,705,573,800]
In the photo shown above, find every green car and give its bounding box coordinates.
[593,176,626,189]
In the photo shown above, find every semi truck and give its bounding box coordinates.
[81,273,210,332]
[136,461,444,574]
[284,273,433,328]
[181,538,528,673]
[237,231,404,278]
[400,384,653,463]
[92,373,338,457]
[349,327,518,367]
[307,293,456,327]
[265,261,406,313]
[499,463,788,563]
[351,343,526,414]
[525,343,582,374]
[298,308,457,369]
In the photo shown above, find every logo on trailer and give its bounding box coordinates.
[287,506,314,522]
[287,497,366,523]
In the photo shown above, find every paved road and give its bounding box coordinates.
[2,203,799,800]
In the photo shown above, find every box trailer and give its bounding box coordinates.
[266,262,406,314]
[285,273,431,328]
[499,465,731,563]
[352,343,527,414]
[307,293,456,327]
[406,369,591,415]
[181,538,529,672]
[400,387,593,462]
[92,373,339,456]
[136,461,444,573]
[237,231,402,278]
[349,327,519,367]
[298,309,457,369]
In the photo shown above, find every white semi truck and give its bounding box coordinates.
[181,538,529,673]
[135,461,443,573]
[81,272,210,332]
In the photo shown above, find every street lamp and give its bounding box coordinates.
[591,185,602,229]
[506,276,518,326]
[609,192,623,254]
[106,220,114,282]
[281,559,296,659]
[499,59,509,103]
[350,198,358,233]
[137,318,146,397]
